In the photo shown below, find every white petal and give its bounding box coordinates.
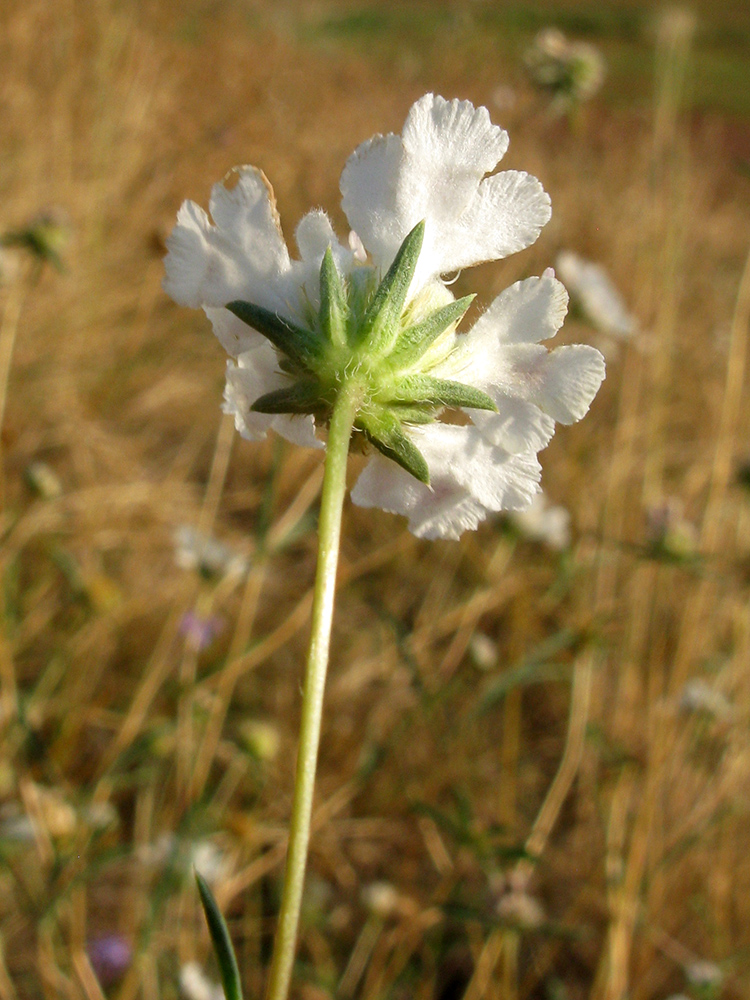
[163,200,236,309]
[292,210,355,312]
[417,170,550,283]
[205,306,265,358]
[556,250,636,338]
[351,423,541,540]
[163,167,294,314]
[352,452,488,540]
[470,397,556,454]
[208,167,288,271]
[527,344,606,424]
[223,346,322,449]
[402,94,510,192]
[339,132,404,272]
[295,210,346,266]
[340,94,550,288]
[462,273,569,350]
[434,275,604,445]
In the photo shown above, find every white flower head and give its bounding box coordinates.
[556,251,635,339]
[509,491,571,550]
[679,680,732,720]
[173,524,248,580]
[164,94,605,541]
[525,29,606,111]
[180,962,224,1000]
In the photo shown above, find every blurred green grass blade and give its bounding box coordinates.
[195,871,244,1000]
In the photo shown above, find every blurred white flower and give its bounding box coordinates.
[164,94,605,540]
[24,460,63,499]
[491,85,518,112]
[173,524,248,580]
[645,498,697,562]
[525,28,605,113]
[469,631,499,671]
[137,833,228,885]
[685,959,723,988]
[496,887,545,929]
[509,491,571,549]
[180,962,224,1000]
[361,881,400,920]
[556,251,636,339]
[680,680,732,720]
[191,839,228,885]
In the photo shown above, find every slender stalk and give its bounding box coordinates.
[265,384,360,1000]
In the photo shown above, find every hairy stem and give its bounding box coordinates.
[264,384,360,1000]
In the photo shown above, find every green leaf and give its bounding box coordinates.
[251,379,327,414]
[226,300,320,369]
[319,247,348,347]
[388,295,475,369]
[357,410,430,484]
[356,221,425,353]
[195,871,244,1000]
[390,375,497,412]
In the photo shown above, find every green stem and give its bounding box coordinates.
[265,384,360,1000]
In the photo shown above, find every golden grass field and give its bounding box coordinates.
[1,1,750,998]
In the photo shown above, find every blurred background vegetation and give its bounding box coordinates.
[0,1,749,999]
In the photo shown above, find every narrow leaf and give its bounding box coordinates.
[226,300,319,368]
[357,410,430,484]
[195,871,244,1000]
[356,221,425,353]
[391,376,497,412]
[252,379,327,414]
[388,295,475,369]
[319,247,348,347]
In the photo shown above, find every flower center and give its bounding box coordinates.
[226,221,497,484]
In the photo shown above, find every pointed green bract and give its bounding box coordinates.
[195,871,244,1000]
[389,403,438,424]
[319,248,348,348]
[388,295,475,369]
[391,376,497,412]
[355,221,425,353]
[357,410,430,484]
[252,379,327,414]
[226,300,321,368]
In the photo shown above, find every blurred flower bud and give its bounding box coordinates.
[1,208,71,271]
[88,935,132,986]
[24,461,63,499]
[496,887,545,930]
[361,881,400,920]
[469,631,499,671]
[239,719,280,762]
[525,28,605,114]
[645,499,698,562]
[179,610,224,651]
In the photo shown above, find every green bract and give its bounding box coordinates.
[226,221,496,485]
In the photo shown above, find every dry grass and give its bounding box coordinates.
[0,1,749,999]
